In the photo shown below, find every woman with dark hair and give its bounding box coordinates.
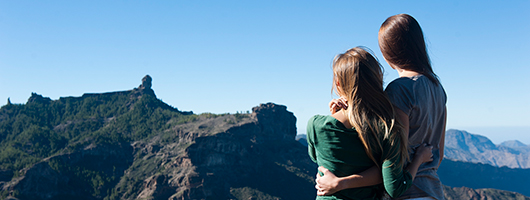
[316,14,447,200]
[308,46,434,200]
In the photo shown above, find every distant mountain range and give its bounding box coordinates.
[445,129,530,168]
[299,129,530,197]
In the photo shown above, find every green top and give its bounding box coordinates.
[307,115,412,200]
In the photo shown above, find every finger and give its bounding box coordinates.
[338,99,347,109]
[318,166,329,174]
[340,97,348,105]
[330,105,338,114]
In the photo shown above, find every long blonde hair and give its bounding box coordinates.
[332,47,408,167]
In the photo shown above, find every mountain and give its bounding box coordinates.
[500,140,530,154]
[500,140,528,148]
[296,133,530,198]
[2,75,528,199]
[0,76,317,200]
[444,129,530,168]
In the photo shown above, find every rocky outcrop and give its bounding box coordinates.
[139,75,152,90]
[129,103,315,200]
[135,75,155,96]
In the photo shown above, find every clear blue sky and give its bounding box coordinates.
[1,1,529,144]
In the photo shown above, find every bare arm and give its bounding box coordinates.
[316,144,433,196]
[404,144,433,180]
[316,165,381,196]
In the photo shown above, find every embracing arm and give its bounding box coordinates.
[316,144,433,197]
[382,143,432,198]
[316,103,422,195]
[381,107,434,197]
[316,165,381,196]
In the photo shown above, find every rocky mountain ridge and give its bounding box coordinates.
[444,129,530,168]
[0,76,316,200]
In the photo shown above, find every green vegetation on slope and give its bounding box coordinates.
[0,90,197,199]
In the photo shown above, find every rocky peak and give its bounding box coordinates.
[139,75,152,90]
[252,103,297,140]
[135,75,155,96]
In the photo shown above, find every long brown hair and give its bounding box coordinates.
[379,14,440,85]
[332,47,408,167]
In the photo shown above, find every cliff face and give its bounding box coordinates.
[125,103,314,200]
[0,76,316,200]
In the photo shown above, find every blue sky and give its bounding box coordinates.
[1,1,529,144]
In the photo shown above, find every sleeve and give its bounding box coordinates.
[385,79,415,115]
[381,158,413,198]
[380,136,413,198]
[306,116,318,163]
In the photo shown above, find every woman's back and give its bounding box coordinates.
[385,75,447,199]
[307,115,385,200]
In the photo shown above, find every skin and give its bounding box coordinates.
[316,80,434,195]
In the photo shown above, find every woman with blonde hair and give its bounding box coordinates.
[307,46,433,199]
[316,14,447,200]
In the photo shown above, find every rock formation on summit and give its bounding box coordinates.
[139,75,152,90]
